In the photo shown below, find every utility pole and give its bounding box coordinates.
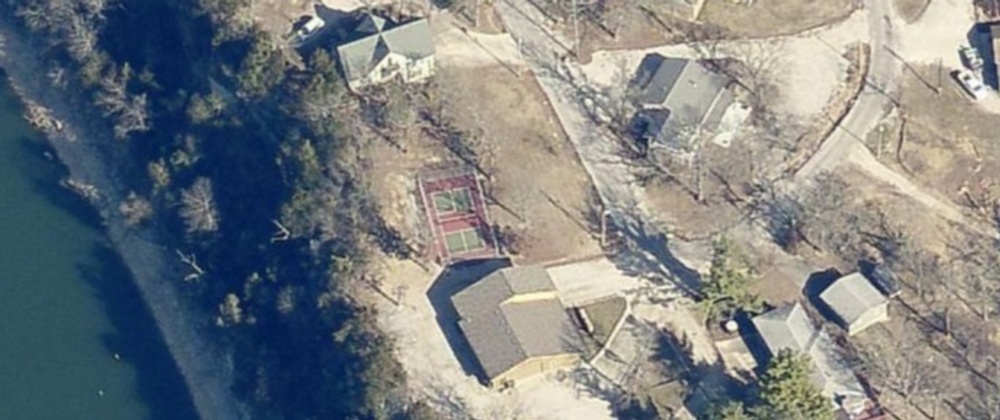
[876,125,885,158]
[600,207,611,248]
[936,58,942,95]
[474,0,480,27]
[571,0,580,57]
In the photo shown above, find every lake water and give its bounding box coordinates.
[0,75,197,419]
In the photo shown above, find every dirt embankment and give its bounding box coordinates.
[0,15,247,420]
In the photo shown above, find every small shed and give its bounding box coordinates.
[819,273,889,336]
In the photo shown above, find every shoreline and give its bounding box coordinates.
[0,15,247,420]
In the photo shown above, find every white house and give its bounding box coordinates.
[336,15,436,91]
[819,272,890,336]
[751,303,871,417]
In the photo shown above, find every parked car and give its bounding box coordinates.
[291,16,325,46]
[866,266,901,299]
[960,45,984,70]
[955,69,989,100]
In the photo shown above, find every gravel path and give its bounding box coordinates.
[0,17,247,420]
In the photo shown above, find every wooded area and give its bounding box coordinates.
[4,0,416,418]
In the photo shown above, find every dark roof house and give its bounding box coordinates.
[451,266,584,387]
[751,303,869,416]
[630,54,736,157]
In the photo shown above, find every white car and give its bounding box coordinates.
[956,70,988,100]
[960,45,984,70]
[294,16,325,44]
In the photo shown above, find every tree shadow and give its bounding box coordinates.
[803,267,842,326]
[425,257,513,385]
[607,209,703,298]
[77,244,199,420]
[15,135,105,230]
[652,324,750,417]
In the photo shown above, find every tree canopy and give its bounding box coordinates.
[756,349,834,420]
[701,235,763,323]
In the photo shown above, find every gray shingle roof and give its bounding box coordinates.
[336,17,434,83]
[451,266,584,380]
[752,303,866,402]
[820,273,887,328]
[632,54,734,151]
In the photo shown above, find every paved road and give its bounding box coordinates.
[796,0,901,180]
[496,0,711,291]
[794,0,980,227]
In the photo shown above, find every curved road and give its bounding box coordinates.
[495,0,986,294]
[795,0,979,226]
[796,0,902,179]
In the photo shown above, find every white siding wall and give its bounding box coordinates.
[350,54,435,91]
[847,303,889,336]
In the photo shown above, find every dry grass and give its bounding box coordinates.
[439,66,603,264]
[869,65,1000,213]
[366,66,602,266]
[581,296,628,347]
[698,0,858,38]
[895,0,931,23]
[251,0,312,39]
[642,141,759,239]
[575,6,688,62]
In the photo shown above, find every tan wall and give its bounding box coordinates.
[490,353,580,388]
[847,303,889,336]
[503,290,558,304]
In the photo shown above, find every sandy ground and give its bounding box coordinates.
[376,258,617,420]
[580,11,868,117]
[0,16,247,420]
[435,27,524,68]
[376,254,720,419]
[898,0,976,69]
[895,0,1000,115]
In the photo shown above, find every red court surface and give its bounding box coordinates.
[418,166,498,264]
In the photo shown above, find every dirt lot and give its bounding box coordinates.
[439,66,603,264]
[868,65,1000,218]
[367,65,602,266]
[698,0,858,39]
[895,0,931,23]
[641,140,761,239]
[574,5,690,62]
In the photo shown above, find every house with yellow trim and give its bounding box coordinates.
[451,266,584,388]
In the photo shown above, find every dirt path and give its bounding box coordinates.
[0,17,247,420]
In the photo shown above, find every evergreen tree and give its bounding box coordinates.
[757,349,834,420]
[708,400,754,420]
[701,235,763,322]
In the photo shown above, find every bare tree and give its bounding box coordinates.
[119,192,153,226]
[93,63,151,139]
[216,293,243,326]
[859,320,941,411]
[724,39,785,113]
[179,177,219,233]
[964,375,1000,420]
